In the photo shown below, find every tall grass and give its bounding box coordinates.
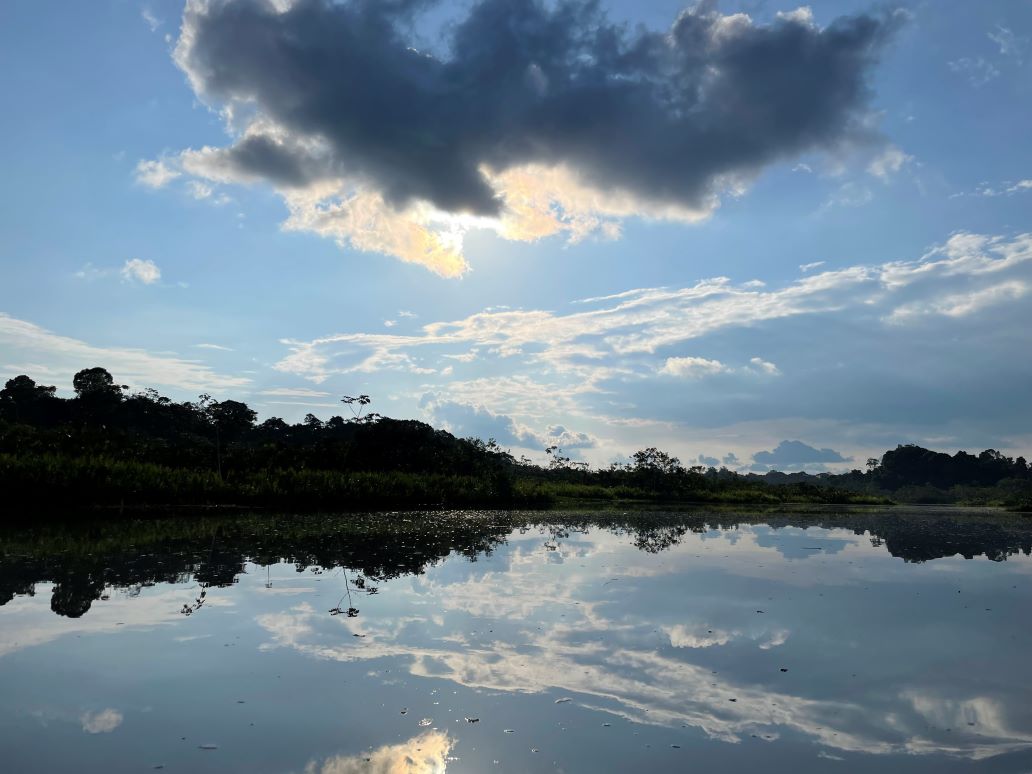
[0,452,891,516]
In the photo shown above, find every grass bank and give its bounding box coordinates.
[0,452,893,515]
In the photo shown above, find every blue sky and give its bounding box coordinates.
[1,0,1030,471]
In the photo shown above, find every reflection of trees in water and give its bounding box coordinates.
[1,510,1030,618]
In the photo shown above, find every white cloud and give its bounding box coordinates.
[799,261,825,273]
[187,180,212,199]
[194,343,234,351]
[275,233,1032,391]
[121,258,161,285]
[749,357,781,376]
[660,356,730,379]
[265,231,1032,460]
[823,181,873,209]
[259,387,333,398]
[81,709,123,735]
[134,159,180,188]
[987,26,1026,60]
[948,58,1000,86]
[141,8,162,32]
[867,146,912,180]
[887,280,1028,322]
[968,179,1032,198]
[0,313,251,393]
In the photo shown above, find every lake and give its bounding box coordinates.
[1,508,1030,772]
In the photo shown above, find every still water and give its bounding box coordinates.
[1,508,1030,773]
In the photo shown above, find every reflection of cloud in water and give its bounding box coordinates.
[665,624,733,648]
[664,624,789,650]
[253,527,1032,762]
[81,708,122,734]
[303,731,451,774]
[0,586,188,658]
[754,529,850,559]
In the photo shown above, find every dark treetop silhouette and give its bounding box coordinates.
[1,368,1030,511]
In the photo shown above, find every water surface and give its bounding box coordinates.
[1,508,1030,772]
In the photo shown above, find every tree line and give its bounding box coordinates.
[1,368,1029,510]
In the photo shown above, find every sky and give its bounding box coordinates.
[1,0,1030,472]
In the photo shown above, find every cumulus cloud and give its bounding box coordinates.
[420,394,545,448]
[748,357,780,376]
[547,424,597,450]
[660,356,730,378]
[121,258,162,285]
[81,709,123,734]
[752,440,851,471]
[152,0,900,275]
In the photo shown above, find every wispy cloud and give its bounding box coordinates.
[948,57,1000,86]
[259,387,333,398]
[960,179,1032,198]
[271,232,1032,456]
[140,8,162,33]
[277,232,1032,384]
[0,313,250,393]
[987,26,1026,61]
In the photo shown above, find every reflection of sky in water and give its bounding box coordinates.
[1,519,1031,773]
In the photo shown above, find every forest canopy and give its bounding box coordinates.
[1,369,1029,511]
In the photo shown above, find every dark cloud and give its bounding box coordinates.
[547,424,596,449]
[752,439,851,470]
[696,453,721,466]
[176,0,899,215]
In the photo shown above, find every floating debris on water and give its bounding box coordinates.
[554,697,572,704]
[418,718,433,727]
[198,744,218,750]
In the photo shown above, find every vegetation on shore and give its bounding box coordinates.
[1,368,1029,513]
